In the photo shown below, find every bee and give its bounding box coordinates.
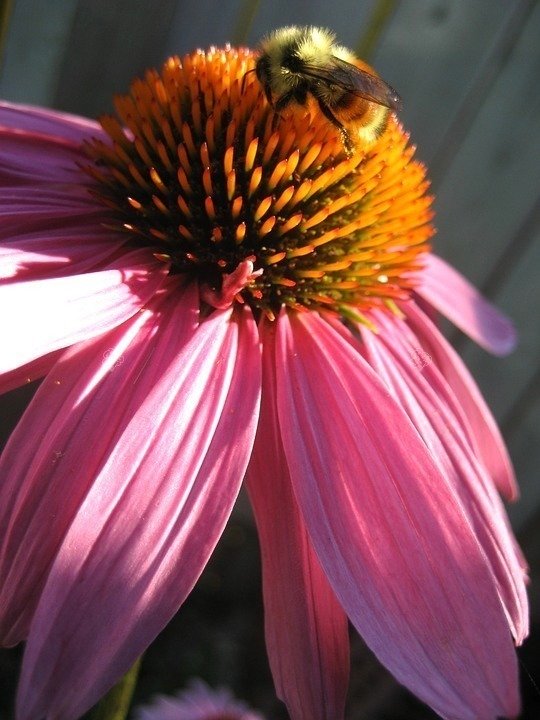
[254,26,402,155]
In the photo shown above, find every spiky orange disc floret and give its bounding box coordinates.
[84,46,434,320]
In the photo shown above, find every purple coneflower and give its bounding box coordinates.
[134,679,263,720]
[0,45,528,720]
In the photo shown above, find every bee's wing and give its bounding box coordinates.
[302,56,402,111]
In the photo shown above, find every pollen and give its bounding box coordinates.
[84,46,434,317]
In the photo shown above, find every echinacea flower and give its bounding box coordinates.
[134,679,264,720]
[0,44,528,720]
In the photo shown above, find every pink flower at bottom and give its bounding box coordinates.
[0,44,528,720]
[134,680,264,720]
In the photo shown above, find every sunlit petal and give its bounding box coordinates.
[417,254,517,355]
[0,280,199,644]
[275,311,520,720]
[404,301,518,501]
[0,249,168,373]
[16,306,261,720]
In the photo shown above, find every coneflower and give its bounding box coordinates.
[0,44,527,720]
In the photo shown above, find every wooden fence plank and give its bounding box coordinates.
[457,221,540,532]
[246,0,377,49]
[458,205,540,417]
[507,394,540,530]
[372,0,516,162]
[431,1,540,287]
[0,0,79,107]
[163,0,245,57]
[143,0,378,65]
[53,0,179,117]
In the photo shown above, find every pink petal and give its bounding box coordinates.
[417,254,517,356]
[0,248,168,373]
[359,311,528,644]
[403,300,518,501]
[0,101,103,144]
[0,129,90,186]
[246,331,349,720]
[1,226,126,283]
[0,349,62,395]
[273,310,520,720]
[0,279,199,644]
[0,187,103,243]
[16,305,261,720]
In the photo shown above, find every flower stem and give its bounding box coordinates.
[355,0,400,60]
[87,656,142,720]
[232,0,260,45]
[0,0,14,69]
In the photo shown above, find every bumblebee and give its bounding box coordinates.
[254,26,402,154]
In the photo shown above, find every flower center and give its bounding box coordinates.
[84,47,433,320]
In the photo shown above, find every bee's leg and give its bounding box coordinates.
[269,91,295,130]
[263,84,274,107]
[270,109,282,132]
[314,98,345,131]
[315,99,354,156]
[241,68,256,94]
[274,91,297,112]
[271,88,309,130]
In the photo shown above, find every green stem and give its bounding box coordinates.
[355,0,400,60]
[232,0,260,45]
[87,656,142,720]
[0,0,14,69]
